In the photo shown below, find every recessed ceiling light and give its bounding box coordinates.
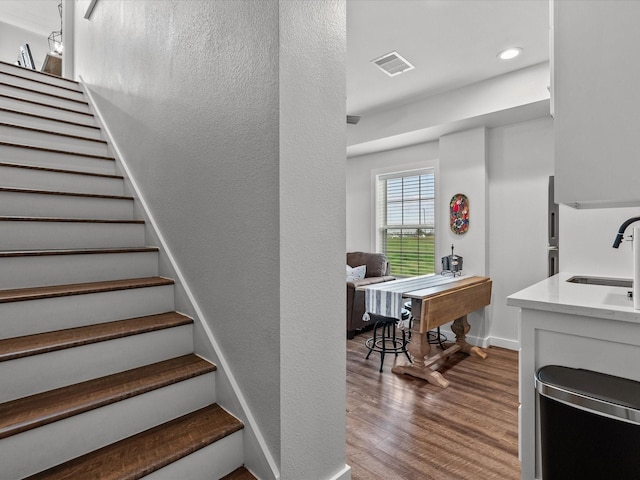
[372,51,415,77]
[497,47,522,60]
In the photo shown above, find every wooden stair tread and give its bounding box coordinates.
[0,277,174,304]
[0,160,119,178]
[0,121,107,144]
[0,93,94,117]
[0,247,159,258]
[0,106,101,129]
[0,354,216,440]
[220,467,258,480]
[0,81,88,105]
[24,404,242,480]
[0,216,144,224]
[0,312,193,362]
[0,186,133,200]
[0,141,115,161]
[1,74,247,476]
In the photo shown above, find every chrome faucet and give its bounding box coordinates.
[613,216,640,248]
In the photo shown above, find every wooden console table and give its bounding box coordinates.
[362,275,492,388]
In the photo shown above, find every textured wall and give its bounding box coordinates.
[73,1,346,478]
[278,2,346,478]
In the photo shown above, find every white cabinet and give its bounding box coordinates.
[518,308,640,479]
[554,1,640,208]
[508,273,640,479]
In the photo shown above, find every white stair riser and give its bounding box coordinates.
[1,324,194,403]
[0,124,109,157]
[0,221,145,250]
[146,431,244,480]
[0,191,133,220]
[0,109,102,140]
[0,96,96,126]
[0,166,123,195]
[0,64,82,91]
[0,144,115,174]
[0,83,90,113]
[0,75,85,102]
[0,284,175,339]
[0,374,216,480]
[0,250,157,290]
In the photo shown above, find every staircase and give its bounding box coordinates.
[0,61,255,479]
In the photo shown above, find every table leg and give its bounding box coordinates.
[392,325,450,388]
[451,315,488,359]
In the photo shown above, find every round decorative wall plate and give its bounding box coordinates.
[450,193,469,234]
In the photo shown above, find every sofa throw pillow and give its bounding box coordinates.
[346,264,366,282]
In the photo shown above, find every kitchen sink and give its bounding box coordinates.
[566,276,633,288]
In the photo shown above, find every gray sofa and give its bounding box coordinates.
[346,252,396,339]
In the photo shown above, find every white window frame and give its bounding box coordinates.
[375,167,436,277]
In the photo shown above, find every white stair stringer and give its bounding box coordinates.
[0,163,124,195]
[1,323,194,403]
[0,372,217,480]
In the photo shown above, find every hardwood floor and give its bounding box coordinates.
[346,335,520,480]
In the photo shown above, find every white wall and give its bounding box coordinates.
[439,128,488,277]
[73,1,347,479]
[439,128,489,341]
[346,118,555,349]
[346,141,439,251]
[487,117,554,347]
[278,2,347,479]
[560,205,640,278]
[0,21,48,70]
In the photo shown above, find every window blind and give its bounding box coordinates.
[377,168,435,277]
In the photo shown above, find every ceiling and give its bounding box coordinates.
[0,0,550,118]
[0,0,60,37]
[347,0,550,116]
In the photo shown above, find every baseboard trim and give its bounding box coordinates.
[328,464,351,480]
[488,336,520,351]
[79,78,280,480]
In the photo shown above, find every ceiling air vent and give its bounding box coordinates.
[372,51,415,77]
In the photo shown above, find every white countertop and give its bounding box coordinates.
[507,272,640,324]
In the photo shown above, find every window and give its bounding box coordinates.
[377,168,435,277]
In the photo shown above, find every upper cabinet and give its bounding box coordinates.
[553,1,640,208]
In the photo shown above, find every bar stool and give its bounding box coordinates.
[365,310,412,372]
